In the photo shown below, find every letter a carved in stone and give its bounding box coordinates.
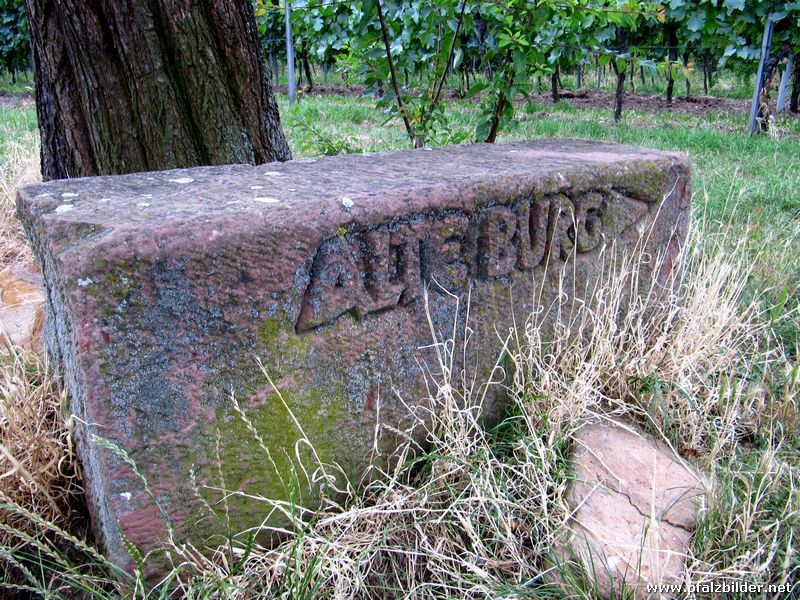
[297,237,366,332]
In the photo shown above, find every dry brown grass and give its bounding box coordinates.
[0,131,39,270]
[1,122,84,575]
[0,344,83,542]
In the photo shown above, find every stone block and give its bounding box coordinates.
[16,140,691,570]
[554,419,708,598]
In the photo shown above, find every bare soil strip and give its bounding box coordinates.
[278,83,751,116]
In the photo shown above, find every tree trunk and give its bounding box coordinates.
[612,28,627,122]
[551,68,559,103]
[761,44,791,92]
[791,55,800,113]
[25,0,291,181]
[301,48,314,91]
[484,89,507,143]
[703,56,708,95]
[666,24,678,106]
[758,43,792,130]
[683,50,691,100]
[485,52,514,143]
[270,52,280,87]
[612,63,626,122]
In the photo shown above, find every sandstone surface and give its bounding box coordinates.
[556,419,707,598]
[0,264,45,353]
[17,140,691,569]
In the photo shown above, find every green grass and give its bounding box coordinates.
[556,67,758,100]
[0,106,37,151]
[0,71,35,97]
[266,60,758,101]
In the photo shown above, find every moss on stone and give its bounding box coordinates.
[212,380,352,524]
[184,313,360,540]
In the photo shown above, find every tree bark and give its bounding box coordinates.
[610,28,628,122]
[758,43,791,131]
[612,62,626,122]
[665,24,678,106]
[485,51,514,144]
[25,0,291,181]
[484,89,507,144]
[703,56,708,95]
[474,13,492,82]
[375,0,416,146]
[791,54,800,113]
[551,68,560,103]
[301,48,314,91]
[683,50,691,100]
[269,52,280,87]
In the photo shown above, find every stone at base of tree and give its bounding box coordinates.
[553,418,708,598]
[17,140,691,575]
[0,265,45,354]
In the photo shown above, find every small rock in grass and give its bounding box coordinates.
[0,265,45,354]
[552,418,708,599]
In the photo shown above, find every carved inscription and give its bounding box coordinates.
[296,190,649,332]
